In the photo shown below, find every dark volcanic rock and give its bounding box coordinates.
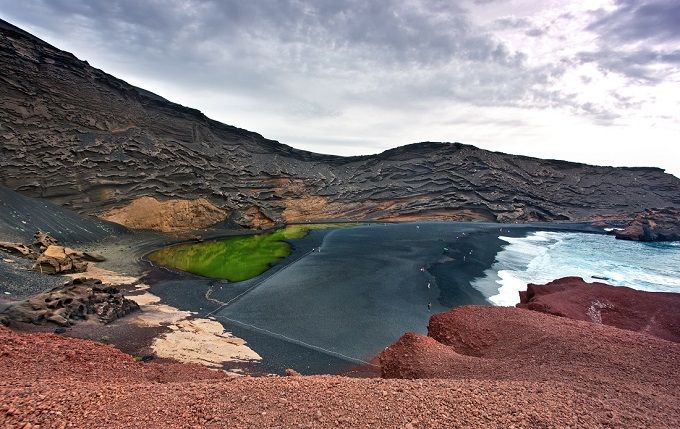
[613,207,680,241]
[0,277,139,326]
[0,19,679,228]
[517,277,680,342]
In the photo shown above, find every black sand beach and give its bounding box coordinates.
[143,221,602,374]
[0,188,604,375]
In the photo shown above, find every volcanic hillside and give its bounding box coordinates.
[1,19,679,230]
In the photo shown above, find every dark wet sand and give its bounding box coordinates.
[1,214,602,376]
[145,222,601,375]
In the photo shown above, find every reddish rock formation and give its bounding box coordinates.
[517,277,680,342]
[33,244,89,274]
[380,306,679,383]
[613,207,680,241]
[2,324,679,428]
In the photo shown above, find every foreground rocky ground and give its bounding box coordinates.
[3,277,680,429]
[2,325,678,429]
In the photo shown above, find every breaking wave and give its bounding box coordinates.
[471,231,680,306]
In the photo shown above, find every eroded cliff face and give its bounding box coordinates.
[1,19,679,230]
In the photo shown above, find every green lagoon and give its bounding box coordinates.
[148,223,355,281]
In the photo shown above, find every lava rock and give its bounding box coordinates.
[0,278,139,326]
[517,276,680,342]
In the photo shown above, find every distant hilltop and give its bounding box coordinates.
[1,18,679,232]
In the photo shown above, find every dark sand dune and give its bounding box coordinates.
[0,186,127,244]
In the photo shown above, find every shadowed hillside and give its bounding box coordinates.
[1,19,678,230]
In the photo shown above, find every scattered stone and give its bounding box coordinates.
[33,231,58,252]
[0,278,139,326]
[284,368,301,377]
[0,241,34,257]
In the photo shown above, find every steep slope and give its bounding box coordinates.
[1,18,679,230]
[0,186,126,244]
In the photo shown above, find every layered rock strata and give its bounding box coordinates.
[1,19,679,230]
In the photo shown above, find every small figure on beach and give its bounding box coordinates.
[427,302,432,310]
[427,282,430,289]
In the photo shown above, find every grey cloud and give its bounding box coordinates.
[587,0,680,43]
[578,48,680,83]
[0,0,646,129]
[492,17,531,30]
[0,0,543,113]
[582,0,680,82]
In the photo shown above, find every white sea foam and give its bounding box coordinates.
[472,231,680,306]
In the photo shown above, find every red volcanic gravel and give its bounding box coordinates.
[380,306,680,427]
[517,276,680,342]
[2,303,680,428]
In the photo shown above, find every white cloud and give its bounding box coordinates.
[0,0,678,176]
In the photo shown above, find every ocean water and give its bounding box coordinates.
[471,231,680,306]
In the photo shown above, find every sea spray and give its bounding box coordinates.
[472,231,680,306]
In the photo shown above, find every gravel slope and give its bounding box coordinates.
[3,306,679,428]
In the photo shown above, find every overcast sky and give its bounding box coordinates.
[1,0,679,176]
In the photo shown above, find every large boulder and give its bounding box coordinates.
[33,245,89,274]
[612,207,680,241]
[517,277,680,342]
[0,278,139,326]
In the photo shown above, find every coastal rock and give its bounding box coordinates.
[0,277,139,326]
[612,207,680,242]
[516,277,680,342]
[1,20,679,229]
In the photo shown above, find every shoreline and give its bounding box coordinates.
[1,220,609,376]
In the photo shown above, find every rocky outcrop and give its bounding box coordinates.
[0,277,139,326]
[0,19,679,228]
[517,277,680,342]
[0,241,33,257]
[2,323,680,428]
[612,207,680,241]
[0,231,105,274]
[33,244,89,274]
[100,196,228,233]
[379,305,679,382]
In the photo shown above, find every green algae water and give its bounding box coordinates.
[148,223,354,281]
